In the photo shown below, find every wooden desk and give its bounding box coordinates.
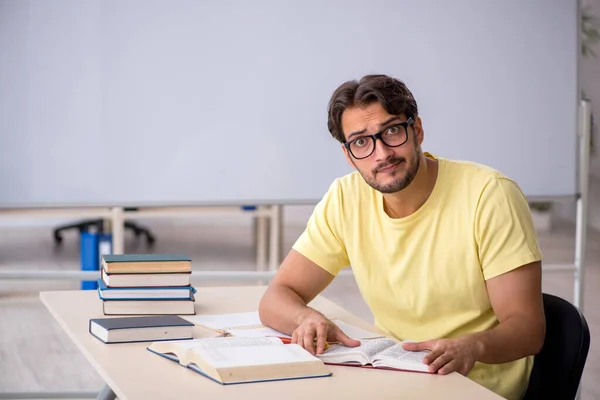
[39,286,502,400]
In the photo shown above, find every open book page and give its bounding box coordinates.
[372,342,430,372]
[316,337,397,365]
[187,336,283,349]
[157,337,321,370]
[148,337,282,364]
[197,342,321,369]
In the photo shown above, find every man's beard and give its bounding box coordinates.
[356,149,421,194]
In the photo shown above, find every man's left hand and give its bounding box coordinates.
[401,336,479,376]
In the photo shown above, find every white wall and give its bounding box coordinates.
[0,1,585,231]
[0,0,580,208]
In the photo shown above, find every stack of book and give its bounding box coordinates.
[97,254,196,315]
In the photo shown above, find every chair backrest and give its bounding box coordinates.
[523,293,590,400]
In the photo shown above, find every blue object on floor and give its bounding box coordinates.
[80,231,99,290]
[80,231,113,290]
[241,205,257,211]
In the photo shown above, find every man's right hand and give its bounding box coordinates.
[291,310,361,355]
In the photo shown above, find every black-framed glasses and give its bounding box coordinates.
[343,117,414,160]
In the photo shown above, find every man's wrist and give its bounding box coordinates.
[293,307,315,326]
[466,333,486,361]
[293,307,323,327]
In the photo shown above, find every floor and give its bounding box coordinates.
[0,211,598,399]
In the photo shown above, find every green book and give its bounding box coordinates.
[101,254,192,274]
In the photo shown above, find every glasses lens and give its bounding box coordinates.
[380,125,407,146]
[350,137,374,159]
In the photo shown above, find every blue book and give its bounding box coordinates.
[89,315,194,344]
[147,337,332,385]
[97,279,196,301]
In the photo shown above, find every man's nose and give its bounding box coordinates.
[373,138,394,161]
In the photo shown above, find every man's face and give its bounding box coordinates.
[341,102,423,194]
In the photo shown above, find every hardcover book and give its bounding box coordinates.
[147,336,332,384]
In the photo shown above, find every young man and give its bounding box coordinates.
[258,74,545,400]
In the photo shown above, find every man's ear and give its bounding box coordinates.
[342,145,356,169]
[413,116,424,146]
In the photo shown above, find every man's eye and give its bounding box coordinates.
[355,138,367,147]
[385,126,400,135]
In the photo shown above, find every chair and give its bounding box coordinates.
[522,293,590,400]
[52,208,155,246]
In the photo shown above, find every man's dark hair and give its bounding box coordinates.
[327,74,419,143]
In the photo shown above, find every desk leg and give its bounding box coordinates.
[96,384,116,400]
[268,204,283,271]
[110,207,125,254]
[255,206,268,272]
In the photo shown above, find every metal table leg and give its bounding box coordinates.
[96,384,116,400]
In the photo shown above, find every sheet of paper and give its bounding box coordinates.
[334,320,386,339]
[226,327,292,339]
[184,311,263,330]
[183,311,292,338]
[184,312,380,341]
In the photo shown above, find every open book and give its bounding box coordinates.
[147,336,331,384]
[316,337,431,373]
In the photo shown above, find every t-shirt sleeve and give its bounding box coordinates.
[292,179,350,276]
[474,176,543,280]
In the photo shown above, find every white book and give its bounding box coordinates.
[102,268,191,287]
[102,299,195,315]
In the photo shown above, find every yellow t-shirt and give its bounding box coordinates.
[292,153,542,400]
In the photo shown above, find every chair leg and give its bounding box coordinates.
[124,221,156,246]
[53,219,104,244]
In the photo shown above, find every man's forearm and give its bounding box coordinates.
[469,315,545,364]
[258,284,319,335]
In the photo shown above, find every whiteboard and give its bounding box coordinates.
[0,0,579,208]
